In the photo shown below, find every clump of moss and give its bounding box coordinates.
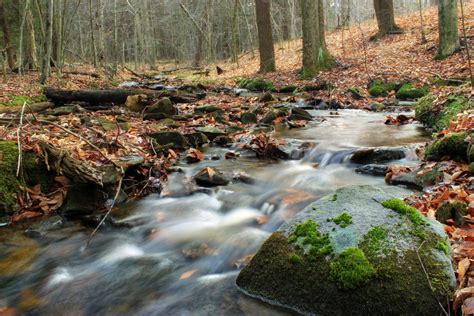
[279,85,297,93]
[0,141,22,214]
[329,247,376,290]
[347,86,364,99]
[362,226,389,256]
[330,212,353,228]
[418,168,444,187]
[368,80,399,97]
[302,82,335,91]
[469,163,474,175]
[395,83,428,100]
[415,94,471,131]
[436,201,468,226]
[436,240,450,256]
[425,132,468,162]
[288,220,333,259]
[237,78,274,92]
[331,193,337,201]
[288,253,303,264]
[381,199,426,226]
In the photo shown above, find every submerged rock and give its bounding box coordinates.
[288,107,312,121]
[236,185,455,315]
[355,164,388,176]
[194,167,230,187]
[350,147,406,164]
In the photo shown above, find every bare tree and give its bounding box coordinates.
[40,0,54,84]
[255,0,276,73]
[371,0,402,40]
[437,0,460,59]
[0,0,15,69]
[301,0,333,77]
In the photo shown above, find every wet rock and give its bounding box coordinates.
[161,173,195,197]
[355,164,388,176]
[260,111,277,125]
[258,92,275,103]
[390,166,443,190]
[370,102,385,112]
[125,94,148,112]
[425,132,469,162]
[184,132,209,147]
[194,167,230,187]
[288,107,312,121]
[213,135,231,146]
[232,172,256,184]
[112,155,144,170]
[350,147,405,164]
[50,104,86,116]
[61,183,103,215]
[144,97,177,120]
[240,112,258,124]
[149,131,187,149]
[195,105,223,114]
[236,185,455,315]
[195,126,226,140]
[24,215,64,238]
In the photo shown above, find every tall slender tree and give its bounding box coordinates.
[0,0,15,69]
[301,0,333,77]
[40,0,54,84]
[371,0,402,40]
[255,0,275,73]
[437,0,460,59]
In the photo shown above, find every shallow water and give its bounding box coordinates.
[0,110,429,315]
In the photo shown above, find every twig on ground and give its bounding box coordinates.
[16,102,27,178]
[85,167,125,247]
[35,118,120,168]
[416,241,450,316]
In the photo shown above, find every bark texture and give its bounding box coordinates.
[255,0,276,73]
[301,0,333,77]
[0,0,15,69]
[437,0,460,59]
[372,0,402,40]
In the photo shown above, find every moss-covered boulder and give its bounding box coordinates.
[415,94,472,131]
[236,185,455,315]
[368,80,399,97]
[0,141,53,216]
[425,132,469,162]
[395,83,428,100]
[237,78,274,92]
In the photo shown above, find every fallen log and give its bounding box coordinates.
[44,87,205,106]
[0,102,54,114]
[40,141,104,185]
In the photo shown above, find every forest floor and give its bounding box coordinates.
[0,2,473,314]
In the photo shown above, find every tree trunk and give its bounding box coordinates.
[40,0,54,84]
[25,5,38,69]
[372,0,402,40]
[437,0,460,59]
[301,0,333,78]
[255,0,276,73]
[0,0,15,69]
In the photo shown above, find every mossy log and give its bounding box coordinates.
[0,102,54,114]
[39,141,104,185]
[44,87,205,106]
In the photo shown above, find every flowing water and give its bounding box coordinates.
[0,110,429,315]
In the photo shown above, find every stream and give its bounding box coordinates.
[0,110,429,315]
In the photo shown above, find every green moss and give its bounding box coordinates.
[331,193,337,201]
[469,163,474,174]
[330,212,353,228]
[425,132,468,162]
[415,94,471,131]
[361,226,389,256]
[288,253,303,264]
[279,85,297,93]
[436,201,468,226]
[329,247,376,290]
[381,199,426,226]
[368,80,399,97]
[418,168,443,187]
[395,83,428,100]
[288,220,333,260]
[436,240,449,256]
[347,86,364,99]
[237,78,274,92]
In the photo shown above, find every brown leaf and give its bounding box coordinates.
[179,269,198,280]
[458,257,471,283]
